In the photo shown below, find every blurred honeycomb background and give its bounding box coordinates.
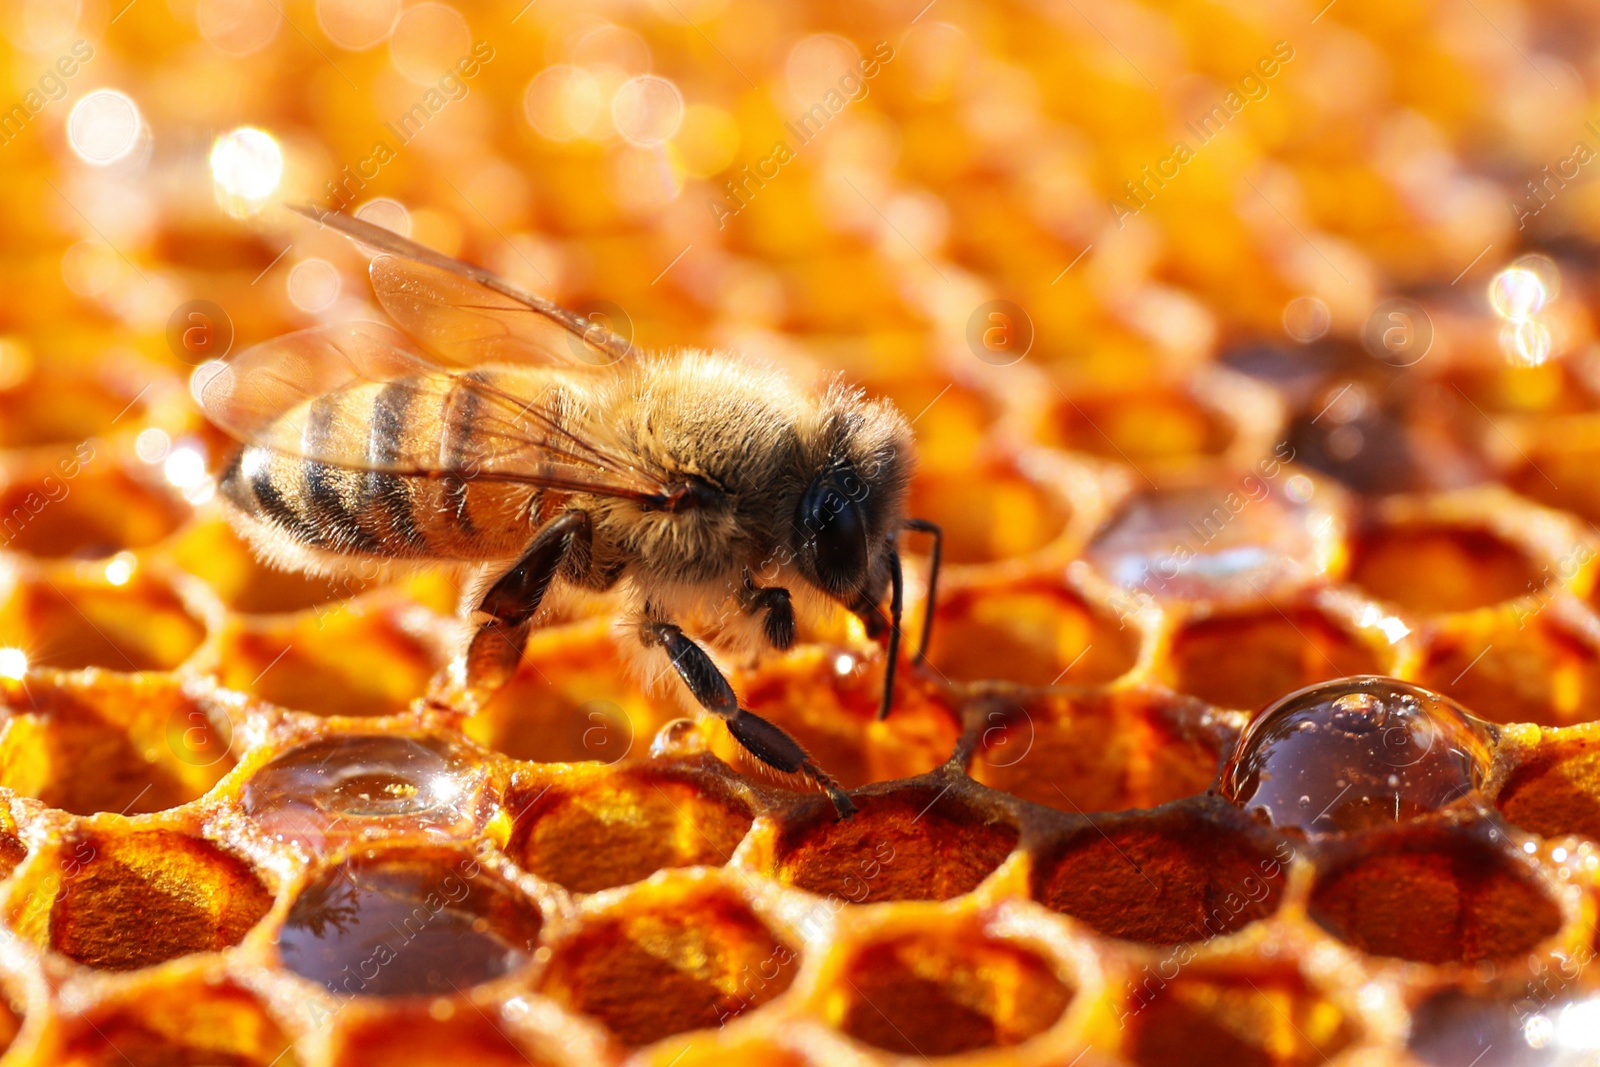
[11,0,1600,1063]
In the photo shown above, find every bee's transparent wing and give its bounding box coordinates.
[195,322,673,503]
[290,204,633,368]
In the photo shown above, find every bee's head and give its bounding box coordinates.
[792,390,913,600]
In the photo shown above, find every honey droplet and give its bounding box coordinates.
[242,735,474,844]
[1220,676,1492,833]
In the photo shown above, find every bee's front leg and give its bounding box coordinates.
[461,509,592,697]
[739,572,795,650]
[641,613,855,818]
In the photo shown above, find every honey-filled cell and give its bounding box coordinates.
[277,850,541,998]
[4,0,1600,1061]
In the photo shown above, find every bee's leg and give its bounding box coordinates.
[641,617,856,818]
[739,573,795,650]
[462,510,592,696]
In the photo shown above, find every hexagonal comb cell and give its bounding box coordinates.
[538,884,798,1046]
[925,579,1138,687]
[208,605,444,717]
[717,646,961,790]
[1161,604,1388,711]
[1416,614,1600,726]
[463,621,676,764]
[1033,807,1288,944]
[1347,522,1540,613]
[9,829,271,971]
[506,769,752,894]
[1119,970,1354,1067]
[0,674,235,816]
[1084,473,1328,604]
[0,459,188,559]
[1496,731,1600,839]
[1280,374,1489,497]
[0,567,205,672]
[904,455,1069,565]
[773,785,1017,903]
[241,733,481,848]
[277,850,540,997]
[52,978,298,1067]
[1039,383,1238,463]
[970,689,1228,812]
[826,925,1073,1056]
[1306,828,1562,963]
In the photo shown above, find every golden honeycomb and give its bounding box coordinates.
[10,0,1600,1063]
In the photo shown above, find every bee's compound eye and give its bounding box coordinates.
[798,470,869,593]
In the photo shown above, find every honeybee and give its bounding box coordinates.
[196,206,943,817]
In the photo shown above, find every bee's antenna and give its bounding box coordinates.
[877,543,905,722]
[903,517,942,663]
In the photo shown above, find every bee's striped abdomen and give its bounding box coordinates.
[219,368,547,563]
[438,369,487,538]
[299,394,383,553]
[363,380,430,553]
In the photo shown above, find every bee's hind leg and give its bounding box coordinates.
[460,510,592,699]
[642,615,856,818]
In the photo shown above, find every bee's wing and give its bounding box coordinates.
[196,321,675,504]
[290,204,633,368]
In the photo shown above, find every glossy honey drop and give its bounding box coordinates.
[1220,676,1493,833]
[242,735,477,846]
